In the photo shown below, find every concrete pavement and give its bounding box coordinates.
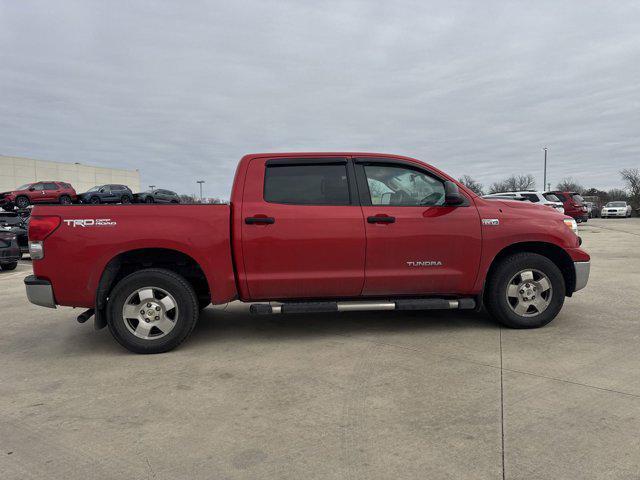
[1,218,639,479]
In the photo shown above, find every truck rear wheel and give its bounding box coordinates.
[107,268,199,353]
[485,253,565,329]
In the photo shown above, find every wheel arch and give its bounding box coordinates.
[483,242,576,306]
[94,247,211,329]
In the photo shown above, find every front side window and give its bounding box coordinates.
[31,183,45,191]
[363,164,445,206]
[264,164,350,205]
[544,193,560,202]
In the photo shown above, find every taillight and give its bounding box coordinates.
[29,215,61,241]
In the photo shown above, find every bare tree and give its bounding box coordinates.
[621,168,640,211]
[606,188,628,201]
[179,194,197,204]
[489,174,536,194]
[555,177,583,194]
[458,175,484,195]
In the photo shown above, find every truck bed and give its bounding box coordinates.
[32,204,237,307]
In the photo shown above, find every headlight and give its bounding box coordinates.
[563,218,578,235]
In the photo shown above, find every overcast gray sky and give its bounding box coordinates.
[1,1,639,197]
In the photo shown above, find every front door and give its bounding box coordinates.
[240,157,366,300]
[355,159,482,296]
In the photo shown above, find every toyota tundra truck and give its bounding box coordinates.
[24,153,590,354]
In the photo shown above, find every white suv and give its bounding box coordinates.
[484,191,565,214]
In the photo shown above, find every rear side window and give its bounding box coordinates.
[264,164,350,205]
[43,183,58,190]
[554,193,567,201]
[521,193,539,202]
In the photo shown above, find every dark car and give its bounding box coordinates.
[0,230,20,270]
[0,212,29,255]
[0,181,77,211]
[134,189,181,204]
[79,184,134,204]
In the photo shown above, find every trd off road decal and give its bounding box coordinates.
[63,219,117,227]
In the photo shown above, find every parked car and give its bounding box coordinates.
[79,185,134,204]
[484,191,564,214]
[24,152,590,354]
[0,181,77,211]
[546,191,588,223]
[584,201,596,218]
[0,230,20,270]
[133,189,181,204]
[601,201,632,218]
[0,212,29,255]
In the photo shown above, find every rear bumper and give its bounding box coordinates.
[574,261,590,292]
[24,275,57,308]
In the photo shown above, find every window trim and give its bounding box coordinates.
[262,158,357,206]
[353,158,467,207]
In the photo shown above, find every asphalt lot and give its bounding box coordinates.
[1,218,639,479]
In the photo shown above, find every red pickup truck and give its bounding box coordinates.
[25,153,590,353]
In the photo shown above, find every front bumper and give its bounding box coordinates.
[0,238,20,263]
[574,261,590,292]
[602,211,627,217]
[24,275,57,308]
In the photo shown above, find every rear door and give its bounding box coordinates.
[41,182,59,203]
[240,157,366,300]
[355,158,482,295]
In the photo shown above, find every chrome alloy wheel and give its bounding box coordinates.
[122,287,179,340]
[505,269,553,317]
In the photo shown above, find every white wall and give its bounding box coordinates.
[0,155,140,193]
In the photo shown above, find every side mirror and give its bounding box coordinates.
[444,181,465,206]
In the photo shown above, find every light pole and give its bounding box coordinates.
[148,185,156,190]
[542,147,548,191]
[197,180,205,202]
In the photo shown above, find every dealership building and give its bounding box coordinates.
[0,155,140,194]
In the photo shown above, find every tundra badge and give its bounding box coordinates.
[482,218,500,226]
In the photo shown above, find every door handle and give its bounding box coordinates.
[245,216,275,225]
[367,215,395,224]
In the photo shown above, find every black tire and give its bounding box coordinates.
[1,262,18,271]
[485,253,565,329]
[107,268,199,354]
[121,195,131,204]
[59,195,72,205]
[90,196,101,204]
[15,196,30,209]
[145,196,154,203]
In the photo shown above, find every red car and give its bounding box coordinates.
[24,152,590,353]
[546,191,588,223]
[0,181,77,210]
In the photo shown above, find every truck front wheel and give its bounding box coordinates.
[107,268,199,353]
[485,253,565,329]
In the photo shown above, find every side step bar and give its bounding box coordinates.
[250,298,476,315]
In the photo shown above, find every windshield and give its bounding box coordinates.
[16,184,32,190]
[606,202,626,207]
[543,193,560,202]
[87,186,101,192]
